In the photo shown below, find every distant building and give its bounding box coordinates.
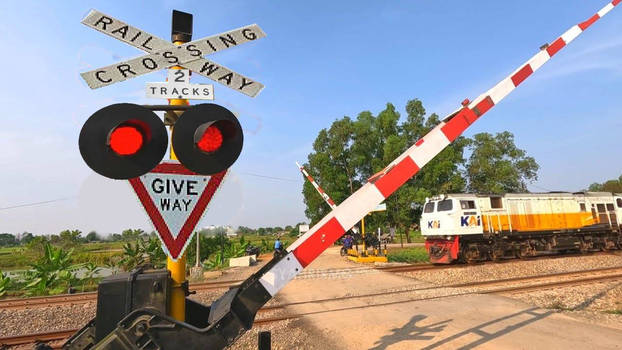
[199,225,237,237]
[225,226,237,237]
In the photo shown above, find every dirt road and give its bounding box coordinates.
[273,246,622,350]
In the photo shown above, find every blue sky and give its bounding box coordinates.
[0,0,620,235]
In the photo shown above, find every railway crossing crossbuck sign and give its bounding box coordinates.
[129,162,226,260]
[80,10,266,97]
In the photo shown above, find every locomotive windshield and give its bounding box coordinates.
[423,201,435,213]
[437,199,453,211]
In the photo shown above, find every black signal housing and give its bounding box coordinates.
[79,103,168,179]
[172,103,243,175]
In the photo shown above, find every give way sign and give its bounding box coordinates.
[129,161,226,260]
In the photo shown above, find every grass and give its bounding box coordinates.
[604,310,622,315]
[392,230,425,243]
[387,247,429,263]
[0,247,37,270]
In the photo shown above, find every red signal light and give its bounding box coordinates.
[172,103,243,175]
[109,126,144,155]
[196,125,223,153]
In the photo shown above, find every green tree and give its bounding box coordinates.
[85,231,100,242]
[587,174,622,192]
[20,232,34,244]
[26,235,49,257]
[59,229,82,248]
[187,233,221,266]
[0,233,17,246]
[109,233,123,241]
[302,98,467,239]
[303,116,359,224]
[121,229,145,241]
[383,101,466,242]
[236,226,255,235]
[465,131,539,194]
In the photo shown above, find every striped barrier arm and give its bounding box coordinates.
[257,1,620,297]
[296,161,337,209]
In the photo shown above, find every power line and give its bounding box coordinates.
[0,171,298,211]
[529,184,556,192]
[239,172,298,182]
[0,197,77,211]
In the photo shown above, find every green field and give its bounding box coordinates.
[0,242,124,270]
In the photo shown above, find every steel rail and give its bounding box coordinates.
[4,267,621,347]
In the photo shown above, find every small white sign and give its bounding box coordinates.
[372,203,387,212]
[146,82,214,100]
[168,69,191,84]
[299,224,310,233]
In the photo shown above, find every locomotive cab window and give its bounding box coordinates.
[490,197,503,209]
[460,200,476,209]
[438,199,453,211]
[423,202,435,213]
[597,203,606,212]
[579,203,586,212]
[607,203,614,211]
[617,198,622,208]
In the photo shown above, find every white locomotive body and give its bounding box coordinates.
[421,192,622,263]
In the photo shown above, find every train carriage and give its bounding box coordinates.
[421,192,622,263]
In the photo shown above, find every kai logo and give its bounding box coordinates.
[427,220,441,229]
[461,215,481,227]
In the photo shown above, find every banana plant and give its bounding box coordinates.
[24,243,80,296]
[0,270,10,297]
[81,262,102,291]
[117,241,146,271]
[141,237,167,269]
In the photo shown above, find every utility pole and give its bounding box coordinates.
[196,231,200,267]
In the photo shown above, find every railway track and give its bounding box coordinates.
[0,329,75,348]
[0,279,244,310]
[5,265,621,348]
[376,250,622,273]
[2,251,620,310]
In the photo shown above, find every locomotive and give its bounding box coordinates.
[421,192,622,263]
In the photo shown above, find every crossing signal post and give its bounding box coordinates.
[167,9,193,323]
[76,9,247,327]
[69,5,272,349]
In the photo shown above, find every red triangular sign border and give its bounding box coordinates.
[128,161,226,260]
